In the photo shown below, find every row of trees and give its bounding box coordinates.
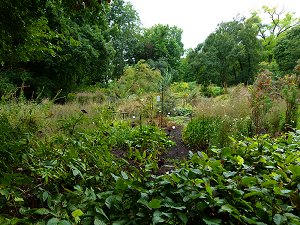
[184,6,300,86]
[0,0,184,97]
[0,2,299,97]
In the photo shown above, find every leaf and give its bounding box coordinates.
[261,180,277,187]
[240,176,257,186]
[244,191,264,198]
[137,198,150,209]
[115,179,128,191]
[47,218,60,225]
[121,171,128,180]
[236,155,244,165]
[171,173,181,182]
[94,217,107,225]
[223,171,236,178]
[219,204,239,215]
[35,208,50,215]
[43,191,49,202]
[58,221,72,225]
[72,209,84,218]
[111,173,120,181]
[142,151,147,159]
[177,212,188,224]
[198,151,209,160]
[152,210,164,224]
[288,165,300,181]
[14,197,24,202]
[203,218,222,225]
[273,214,287,225]
[163,202,185,210]
[112,220,128,225]
[205,183,213,196]
[95,207,109,220]
[148,199,162,209]
[105,195,121,209]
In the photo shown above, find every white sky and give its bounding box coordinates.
[126,0,300,49]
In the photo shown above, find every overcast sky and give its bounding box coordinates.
[126,0,300,49]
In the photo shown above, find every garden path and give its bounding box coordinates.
[157,126,190,174]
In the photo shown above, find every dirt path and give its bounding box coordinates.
[157,126,190,174]
[112,125,190,174]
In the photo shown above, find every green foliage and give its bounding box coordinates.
[135,24,184,80]
[250,6,300,63]
[1,90,300,224]
[0,76,16,97]
[107,0,141,78]
[108,60,163,98]
[77,132,300,224]
[183,115,252,149]
[185,18,261,86]
[274,25,300,74]
[174,107,193,117]
[128,125,174,152]
[182,116,219,150]
[250,70,300,134]
[1,0,141,97]
[277,74,300,129]
[200,84,224,97]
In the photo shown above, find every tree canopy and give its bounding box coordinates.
[1,2,299,97]
[184,18,262,86]
[274,25,300,74]
[135,24,185,80]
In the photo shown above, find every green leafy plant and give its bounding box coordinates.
[182,116,219,150]
[277,74,300,130]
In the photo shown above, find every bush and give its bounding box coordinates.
[108,60,163,98]
[201,84,224,97]
[174,106,193,117]
[183,115,253,150]
[182,116,219,150]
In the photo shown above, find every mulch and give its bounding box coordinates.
[157,126,190,174]
[111,125,191,175]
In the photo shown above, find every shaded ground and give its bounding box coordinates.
[112,125,190,174]
[157,126,190,174]
[161,126,190,160]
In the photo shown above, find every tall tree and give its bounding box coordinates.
[250,6,300,63]
[0,0,114,96]
[185,18,261,86]
[135,24,184,80]
[274,25,300,74]
[107,0,141,79]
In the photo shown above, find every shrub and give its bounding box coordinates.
[200,84,224,97]
[182,116,219,150]
[108,60,163,98]
[174,106,193,117]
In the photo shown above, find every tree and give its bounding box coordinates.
[135,24,184,80]
[108,60,162,98]
[274,25,300,74]
[0,0,114,96]
[250,6,300,63]
[0,0,60,66]
[107,0,141,79]
[185,18,261,86]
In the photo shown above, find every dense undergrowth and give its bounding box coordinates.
[1,69,300,224]
[0,97,299,225]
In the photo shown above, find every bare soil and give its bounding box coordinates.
[112,125,190,175]
[157,126,190,174]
